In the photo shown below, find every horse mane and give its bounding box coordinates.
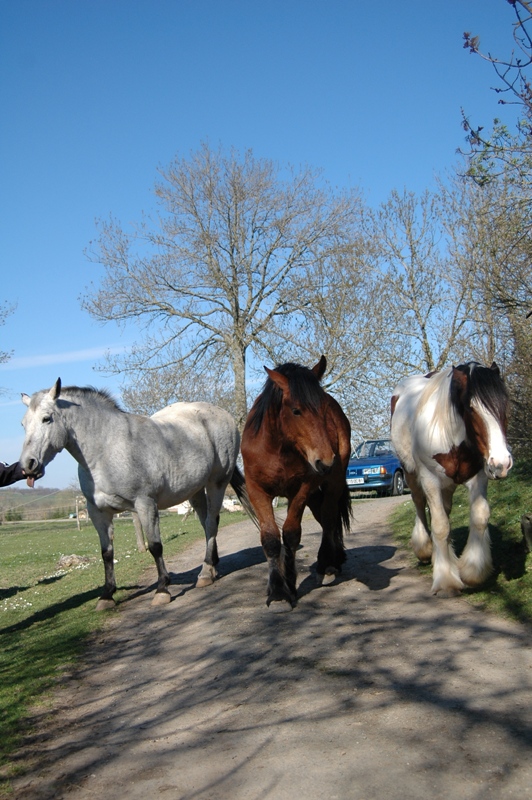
[58,385,125,412]
[417,362,508,451]
[454,362,509,422]
[248,362,325,434]
[417,367,459,451]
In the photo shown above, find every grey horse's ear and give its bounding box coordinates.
[49,378,61,400]
[21,393,31,407]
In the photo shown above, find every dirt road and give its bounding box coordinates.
[11,496,532,800]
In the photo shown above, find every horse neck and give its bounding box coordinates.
[61,394,123,469]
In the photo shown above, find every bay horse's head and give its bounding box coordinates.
[20,378,68,480]
[451,362,512,479]
[255,355,337,475]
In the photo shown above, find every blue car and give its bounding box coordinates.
[346,439,405,497]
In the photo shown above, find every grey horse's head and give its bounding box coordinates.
[20,378,67,480]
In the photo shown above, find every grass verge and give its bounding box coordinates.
[0,510,248,793]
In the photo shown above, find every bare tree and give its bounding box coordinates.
[370,188,478,375]
[255,237,401,442]
[462,0,532,186]
[121,358,235,417]
[83,143,361,428]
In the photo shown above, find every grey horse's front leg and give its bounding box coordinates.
[87,503,118,611]
[135,498,171,606]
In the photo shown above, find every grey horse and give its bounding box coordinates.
[20,378,251,609]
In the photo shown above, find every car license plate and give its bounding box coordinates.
[347,477,364,485]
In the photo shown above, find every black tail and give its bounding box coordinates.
[230,465,260,529]
[331,480,352,566]
[339,479,353,540]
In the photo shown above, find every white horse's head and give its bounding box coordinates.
[452,363,513,480]
[20,378,67,480]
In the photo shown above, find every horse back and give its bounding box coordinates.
[151,402,240,470]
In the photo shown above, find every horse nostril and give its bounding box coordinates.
[488,462,507,480]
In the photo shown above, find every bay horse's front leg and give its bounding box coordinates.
[86,502,118,611]
[306,484,347,585]
[135,497,171,606]
[246,478,294,611]
[281,490,311,598]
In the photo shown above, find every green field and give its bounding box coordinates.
[0,510,247,793]
[392,459,532,622]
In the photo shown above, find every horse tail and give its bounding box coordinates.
[339,479,353,539]
[333,480,352,565]
[230,465,260,529]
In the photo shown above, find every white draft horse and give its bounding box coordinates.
[391,362,512,597]
[20,379,251,609]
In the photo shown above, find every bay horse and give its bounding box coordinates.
[241,356,352,611]
[391,362,512,597]
[20,379,252,609]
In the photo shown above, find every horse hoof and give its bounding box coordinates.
[433,586,462,598]
[196,575,214,588]
[95,598,116,611]
[267,599,293,613]
[317,571,338,586]
[151,591,172,606]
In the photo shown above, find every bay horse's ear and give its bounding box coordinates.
[264,366,290,394]
[490,361,500,376]
[49,378,62,400]
[311,355,327,382]
[21,393,31,407]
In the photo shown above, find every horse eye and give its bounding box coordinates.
[292,408,302,416]
[42,415,52,423]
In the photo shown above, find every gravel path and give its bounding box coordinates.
[11,496,532,800]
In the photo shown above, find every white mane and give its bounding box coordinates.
[417,368,460,454]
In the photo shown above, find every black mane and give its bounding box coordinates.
[454,362,509,421]
[248,362,325,434]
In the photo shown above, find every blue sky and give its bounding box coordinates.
[0,0,518,488]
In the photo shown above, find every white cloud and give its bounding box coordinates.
[0,345,127,371]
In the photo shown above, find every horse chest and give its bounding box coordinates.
[432,442,484,484]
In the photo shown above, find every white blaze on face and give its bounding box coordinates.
[472,399,512,479]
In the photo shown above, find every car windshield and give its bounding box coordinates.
[352,440,393,459]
